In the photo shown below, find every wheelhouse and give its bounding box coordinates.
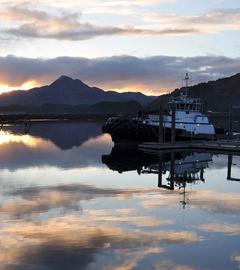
[168,95,203,112]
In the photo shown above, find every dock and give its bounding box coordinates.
[139,139,240,153]
[0,113,110,125]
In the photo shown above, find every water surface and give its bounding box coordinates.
[0,122,239,270]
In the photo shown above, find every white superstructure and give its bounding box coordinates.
[143,73,215,139]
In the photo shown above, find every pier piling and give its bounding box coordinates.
[171,107,176,144]
[159,109,164,143]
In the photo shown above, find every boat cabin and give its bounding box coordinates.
[168,94,203,112]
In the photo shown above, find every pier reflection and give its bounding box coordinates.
[154,152,212,208]
[227,154,240,182]
[103,146,240,198]
[103,147,214,207]
[102,146,212,183]
[102,147,240,213]
[153,152,211,190]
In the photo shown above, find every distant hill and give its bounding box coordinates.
[149,73,240,112]
[0,75,155,106]
[0,101,143,115]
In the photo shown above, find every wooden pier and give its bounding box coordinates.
[139,139,240,153]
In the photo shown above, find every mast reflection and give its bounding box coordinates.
[102,147,213,207]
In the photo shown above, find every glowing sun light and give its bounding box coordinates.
[0,81,38,94]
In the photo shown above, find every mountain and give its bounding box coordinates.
[0,101,143,115]
[149,73,240,111]
[0,75,155,106]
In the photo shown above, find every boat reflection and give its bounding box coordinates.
[154,152,212,208]
[149,152,212,189]
[103,147,215,207]
[102,146,212,186]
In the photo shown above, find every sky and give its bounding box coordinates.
[0,0,240,94]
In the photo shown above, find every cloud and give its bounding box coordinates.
[6,23,198,41]
[144,8,240,33]
[0,0,177,17]
[2,0,175,8]
[0,4,198,42]
[0,3,240,46]
[0,54,240,93]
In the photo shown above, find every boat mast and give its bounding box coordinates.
[184,72,189,97]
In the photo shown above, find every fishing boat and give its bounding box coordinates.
[102,73,215,143]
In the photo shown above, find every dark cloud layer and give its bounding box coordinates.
[0,55,240,93]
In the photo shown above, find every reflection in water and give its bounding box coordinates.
[103,147,214,208]
[0,123,239,270]
[0,124,112,170]
[103,147,212,185]
[0,130,38,147]
[2,122,102,150]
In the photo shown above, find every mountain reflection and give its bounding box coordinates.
[2,122,102,150]
[0,123,113,170]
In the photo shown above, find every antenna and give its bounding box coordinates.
[189,72,193,86]
[184,72,189,96]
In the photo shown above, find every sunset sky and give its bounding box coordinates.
[0,0,240,94]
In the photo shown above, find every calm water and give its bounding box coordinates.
[0,122,239,270]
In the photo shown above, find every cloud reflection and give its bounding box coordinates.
[199,223,240,235]
[141,189,240,215]
[1,183,156,218]
[0,180,203,269]
[0,215,200,270]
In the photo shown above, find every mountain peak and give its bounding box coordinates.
[56,75,74,82]
[51,75,90,89]
[49,75,75,87]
